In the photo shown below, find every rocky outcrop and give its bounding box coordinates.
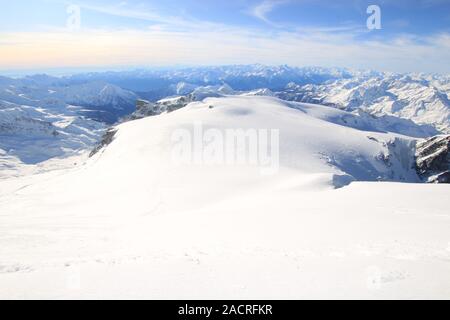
[428,171,450,183]
[132,99,159,119]
[130,96,192,120]
[89,128,118,157]
[129,84,238,121]
[415,135,450,183]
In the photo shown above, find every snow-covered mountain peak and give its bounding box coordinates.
[95,96,423,187]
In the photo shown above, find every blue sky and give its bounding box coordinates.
[0,0,449,73]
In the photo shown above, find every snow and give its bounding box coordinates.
[282,74,450,133]
[2,65,450,131]
[0,78,137,123]
[0,100,105,177]
[1,96,450,299]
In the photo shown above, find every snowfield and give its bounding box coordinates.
[1,96,449,299]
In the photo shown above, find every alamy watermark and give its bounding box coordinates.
[367,5,382,30]
[66,4,81,31]
[171,122,280,176]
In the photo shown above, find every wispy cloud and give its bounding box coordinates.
[77,2,185,27]
[54,0,220,31]
[249,0,289,26]
[1,25,449,74]
[1,0,449,73]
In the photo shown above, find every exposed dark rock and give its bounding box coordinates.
[130,99,160,119]
[429,171,450,184]
[128,96,192,121]
[89,128,118,157]
[415,135,450,183]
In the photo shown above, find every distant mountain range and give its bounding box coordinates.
[62,65,450,132]
[0,75,137,123]
[278,74,450,133]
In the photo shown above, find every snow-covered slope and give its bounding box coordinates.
[98,96,424,185]
[2,96,450,299]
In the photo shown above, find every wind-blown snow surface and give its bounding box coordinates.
[1,96,450,299]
